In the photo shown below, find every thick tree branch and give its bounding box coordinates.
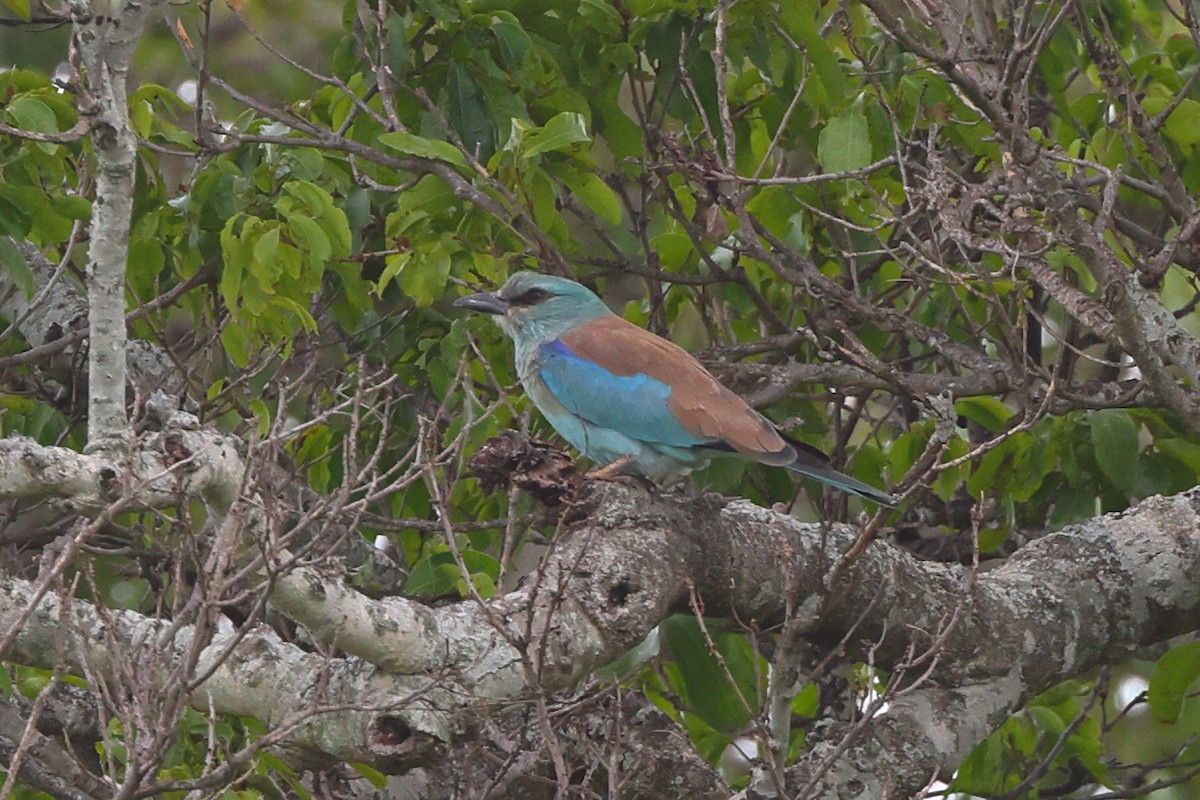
[0,240,88,368]
[69,0,166,448]
[0,453,1196,794]
[0,409,242,511]
[401,688,730,799]
[0,696,109,800]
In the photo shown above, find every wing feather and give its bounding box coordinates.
[536,338,706,447]
[550,317,792,461]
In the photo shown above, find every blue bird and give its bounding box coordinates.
[453,272,896,506]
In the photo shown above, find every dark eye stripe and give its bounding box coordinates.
[510,288,552,307]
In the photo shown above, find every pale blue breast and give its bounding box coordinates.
[516,342,709,481]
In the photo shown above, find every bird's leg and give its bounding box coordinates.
[585,456,635,481]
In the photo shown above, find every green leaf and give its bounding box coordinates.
[1089,409,1140,491]
[1064,716,1109,784]
[1148,642,1200,723]
[286,215,332,269]
[560,169,622,224]
[0,237,35,298]
[777,0,816,42]
[331,261,374,314]
[522,112,591,158]
[131,98,152,140]
[469,571,497,599]
[280,182,351,256]
[385,12,411,78]
[270,296,318,332]
[1026,705,1065,738]
[378,252,410,296]
[0,189,33,237]
[888,426,929,480]
[651,231,695,270]
[5,96,57,134]
[492,17,533,72]
[8,186,72,242]
[221,323,251,368]
[252,226,281,281]
[292,425,333,490]
[130,83,190,116]
[803,30,845,109]
[248,397,271,438]
[817,108,871,172]
[1048,480,1097,529]
[956,397,1014,433]
[748,116,772,169]
[967,434,1030,498]
[1137,451,1196,496]
[528,171,567,243]
[405,549,500,598]
[411,0,458,23]
[445,63,495,162]
[792,682,819,717]
[1,0,30,21]
[378,131,468,167]
[1013,430,1056,503]
[1156,438,1200,474]
[937,436,970,498]
[1163,98,1200,147]
[127,237,166,301]
[577,0,622,35]
[16,666,51,699]
[593,94,642,159]
[397,239,452,307]
[50,194,91,222]
[219,215,253,310]
[594,631,661,681]
[976,527,1009,552]
[282,148,326,181]
[347,762,387,789]
[661,616,757,732]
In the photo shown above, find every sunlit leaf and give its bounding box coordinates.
[1,0,30,21]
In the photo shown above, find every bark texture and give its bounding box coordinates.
[1,439,1197,796]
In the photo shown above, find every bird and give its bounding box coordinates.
[453,272,896,507]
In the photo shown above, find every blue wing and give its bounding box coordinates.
[536,340,711,448]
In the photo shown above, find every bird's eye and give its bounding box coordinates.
[511,288,552,306]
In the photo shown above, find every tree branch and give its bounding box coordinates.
[69,0,167,449]
[0,454,1195,793]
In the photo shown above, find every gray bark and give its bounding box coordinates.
[1,440,1197,796]
[68,0,167,448]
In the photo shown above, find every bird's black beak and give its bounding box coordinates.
[452,291,509,316]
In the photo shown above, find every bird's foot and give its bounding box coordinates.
[585,456,636,482]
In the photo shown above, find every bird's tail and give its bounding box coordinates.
[785,462,897,507]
